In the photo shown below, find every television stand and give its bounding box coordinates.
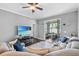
[19,36,43,47]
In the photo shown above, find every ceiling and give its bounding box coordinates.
[0,3,79,20]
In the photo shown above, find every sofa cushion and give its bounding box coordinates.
[66,37,79,49]
[46,49,79,56]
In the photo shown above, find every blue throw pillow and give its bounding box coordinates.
[59,36,68,43]
[14,41,24,51]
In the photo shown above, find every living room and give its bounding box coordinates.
[0,3,79,56]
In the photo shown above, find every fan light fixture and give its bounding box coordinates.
[30,5,36,10]
[22,3,43,13]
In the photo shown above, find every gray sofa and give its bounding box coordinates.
[1,48,79,56]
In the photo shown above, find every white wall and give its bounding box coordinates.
[78,9,79,38]
[36,11,78,40]
[0,9,36,42]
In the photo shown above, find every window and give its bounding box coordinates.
[47,20,59,34]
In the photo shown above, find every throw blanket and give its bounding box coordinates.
[0,51,39,56]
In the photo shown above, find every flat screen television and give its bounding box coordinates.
[17,26,31,36]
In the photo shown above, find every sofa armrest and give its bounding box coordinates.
[46,49,79,56]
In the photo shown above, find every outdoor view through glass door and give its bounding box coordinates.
[44,19,60,40]
[47,20,60,34]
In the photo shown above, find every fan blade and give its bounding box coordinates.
[28,3,33,5]
[22,6,29,8]
[28,3,38,5]
[35,3,38,5]
[36,7,43,10]
[32,9,35,13]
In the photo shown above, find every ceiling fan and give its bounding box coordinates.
[22,3,43,13]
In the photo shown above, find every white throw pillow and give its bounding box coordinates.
[8,39,18,51]
[7,43,15,51]
[70,37,78,40]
